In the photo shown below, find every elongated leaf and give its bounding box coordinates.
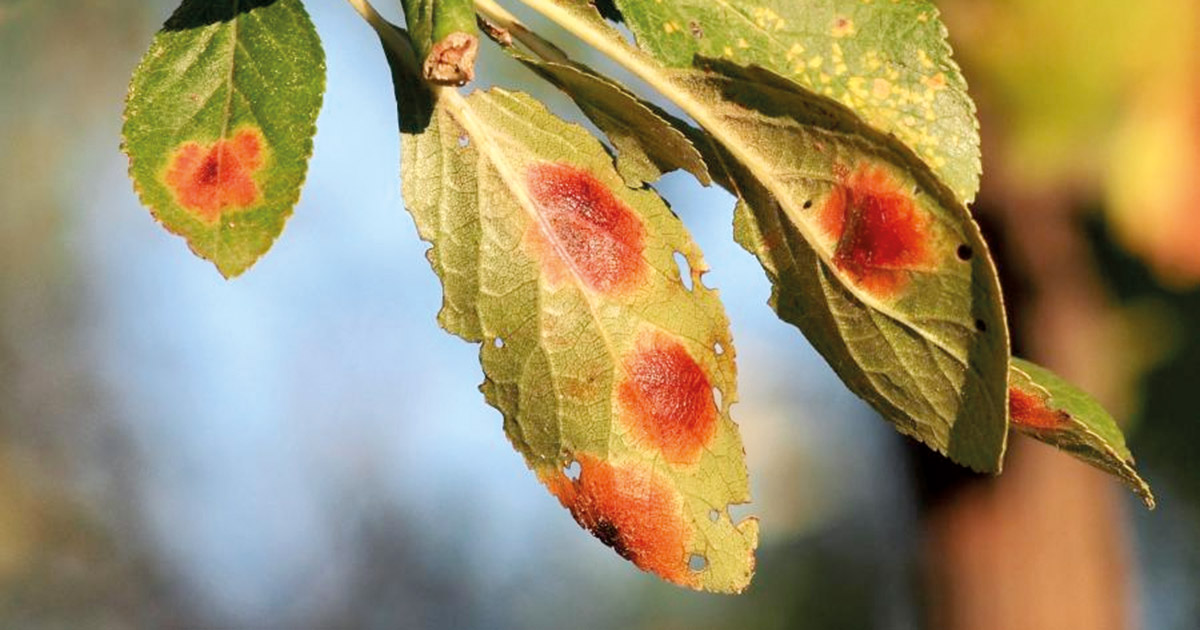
[608,0,981,203]
[507,0,1009,472]
[377,23,757,591]
[123,0,325,278]
[1010,358,1155,507]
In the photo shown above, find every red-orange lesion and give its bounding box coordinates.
[164,129,266,223]
[523,162,647,294]
[617,331,719,465]
[817,164,935,298]
[541,455,695,587]
[1009,386,1069,430]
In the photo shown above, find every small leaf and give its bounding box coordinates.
[609,0,982,203]
[1010,358,1155,508]
[496,1,1010,472]
[122,0,325,278]
[378,23,758,591]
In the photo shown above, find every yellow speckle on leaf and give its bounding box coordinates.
[832,16,855,38]
[923,72,946,90]
[664,21,679,34]
[724,46,734,57]
[872,78,891,100]
[918,12,929,23]
[786,43,805,60]
[917,49,934,69]
[737,37,749,49]
[752,7,786,31]
[808,56,823,68]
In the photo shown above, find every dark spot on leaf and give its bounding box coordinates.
[956,244,973,261]
[1009,386,1069,430]
[592,519,632,560]
[818,165,934,298]
[542,456,694,586]
[525,162,647,293]
[689,20,704,38]
[974,319,987,332]
[165,129,266,223]
[619,331,719,464]
[803,199,813,209]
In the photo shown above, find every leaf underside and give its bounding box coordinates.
[122,0,325,278]
[381,24,758,592]
[1010,358,1155,507]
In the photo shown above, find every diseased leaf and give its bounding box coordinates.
[122,0,325,278]
[375,22,757,591]
[1010,358,1155,508]
[501,0,1010,472]
[609,0,981,203]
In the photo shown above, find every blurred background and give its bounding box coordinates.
[0,1,1197,628]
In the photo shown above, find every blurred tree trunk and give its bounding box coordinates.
[917,189,1137,629]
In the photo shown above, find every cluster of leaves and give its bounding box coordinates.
[121,0,1153,593]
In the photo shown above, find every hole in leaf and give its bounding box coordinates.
[493,337,505,348]
[712,386,723,409]
[803,199,813,209]
[912,184,920,195]
[956,244,973,261]
[563,460,581,481]
[688,554,708,572]
[714,341,725,356]
[674,251,694,291]
[728,502,754,524]
[458,135,470,148]
[708,509,721,523]
[974,319,988,332]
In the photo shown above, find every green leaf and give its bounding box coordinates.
[497,0,1010,472]
[122,0,325,278]
[1009,358,1155,508]
[607,0,981,203]
[377,22,758,591]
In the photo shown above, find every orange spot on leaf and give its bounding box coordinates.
[165,129,266,223]
[818,165,933,298]
[618,332,718,464]
[543,455,694,586]
[524,162,646,293]
[1009,387,1068,430]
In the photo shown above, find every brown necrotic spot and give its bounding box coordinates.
[525,162,647,293]
[818,165,934,298]
[541,455,694,586]
[617,332,718,464]
[1009,387,1069,430]
[165,129,266,223]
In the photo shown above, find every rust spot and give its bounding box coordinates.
[1009,387,1069,430]
[542,455,694,585]
[618,331,718,464]
[525,162,647,293]
[818,165,933,298]
[165,129,265,223]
